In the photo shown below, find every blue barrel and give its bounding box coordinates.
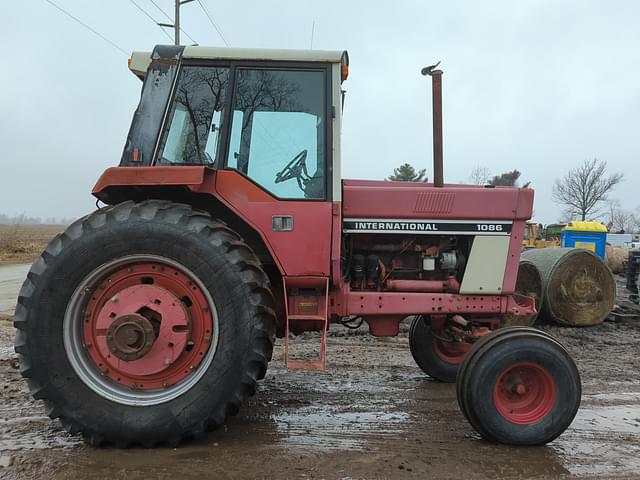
[560,221,608,259]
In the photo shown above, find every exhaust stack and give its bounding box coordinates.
[421,63,444,187]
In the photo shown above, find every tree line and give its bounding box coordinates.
[0,213,72,225]
[388,163,530,188]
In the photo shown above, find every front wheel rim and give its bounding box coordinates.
[493,362,557,424]
[64,254,219,406]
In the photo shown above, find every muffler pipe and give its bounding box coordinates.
[421,63,444,187]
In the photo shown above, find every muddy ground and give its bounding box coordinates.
[0,271,639,479]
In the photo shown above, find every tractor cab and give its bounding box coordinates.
[122,45,348,201]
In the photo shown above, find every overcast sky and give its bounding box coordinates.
[1,0,639,224]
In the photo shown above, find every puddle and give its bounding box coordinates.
[274,408,409,450]
[0,345,15,362]
[582,391,640,403]
[572,406,640,434]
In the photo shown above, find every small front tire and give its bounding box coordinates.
[456,328,581,445]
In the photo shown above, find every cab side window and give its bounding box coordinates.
[226,68,326,199]
[159,66,229,165]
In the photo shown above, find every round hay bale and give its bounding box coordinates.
[521,247,615,327]
[605,245,627,274]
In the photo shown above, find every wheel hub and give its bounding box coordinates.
[106,314,156,361]
[513,383,527,395]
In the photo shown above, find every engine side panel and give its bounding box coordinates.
[459,236,510,294]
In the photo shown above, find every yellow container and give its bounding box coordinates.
[564,221,608,232]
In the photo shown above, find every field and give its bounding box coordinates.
[0,224,66,266]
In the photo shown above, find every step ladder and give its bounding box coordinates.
[283,276,330,371]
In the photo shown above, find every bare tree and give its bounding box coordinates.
[557,208,575,224]
[552,159,623,221]
[606,200,635,233]
[468,165,491,185]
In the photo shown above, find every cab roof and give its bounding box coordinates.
[128,45,348,79]
[183,46,346,63]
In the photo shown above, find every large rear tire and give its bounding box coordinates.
[409,316,465,383]
[14,200,276,447]
[456,328,580,445]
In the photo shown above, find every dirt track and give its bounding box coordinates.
[0,264,30,314]
[0,265,639,479]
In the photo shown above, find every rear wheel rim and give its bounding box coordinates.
[64,254,219,406]
[432,336,467,364]
[493,362,557,424]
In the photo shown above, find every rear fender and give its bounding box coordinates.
[92,167,280,275]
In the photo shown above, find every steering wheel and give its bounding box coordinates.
[274,149,310,191]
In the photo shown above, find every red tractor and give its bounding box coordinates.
[15,45,580,447]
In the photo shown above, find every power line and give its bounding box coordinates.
[196,0,230,47]
[148,0,174,21]
[148,0,198,44]
[128,0,173,42]
[43,0,128,56]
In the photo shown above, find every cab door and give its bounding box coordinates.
[215,65,333,276]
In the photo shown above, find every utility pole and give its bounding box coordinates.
[174,0,180,45]
[158,0,195,45]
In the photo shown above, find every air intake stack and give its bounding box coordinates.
[421,63,444,187]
